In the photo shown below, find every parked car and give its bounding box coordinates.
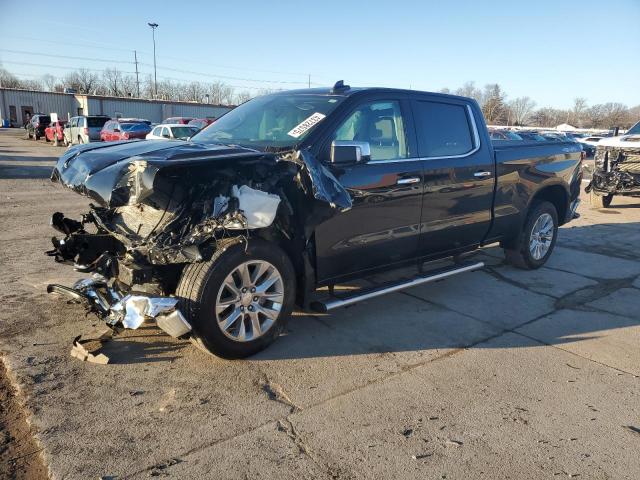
[515,131,548,142]
[188,118,216,130]
[162,116,193,125]
[580,142,596,158]
[488,129,523,140]
[146,124,199,140]
[24,114,51,140]
[48,83,582,358]
[44,120,67,146]
[578,136,605,147]
[586,120,640,208]
[100,120,152,141]
[64,115,110,146]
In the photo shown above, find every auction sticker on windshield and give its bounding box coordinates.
[287,112,326,138]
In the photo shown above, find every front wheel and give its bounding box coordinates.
[504,200,558,270]
[590,190,613,208]
[176,239,296,358]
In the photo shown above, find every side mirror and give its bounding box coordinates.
[162,133,170,139]
[331,140,371,164]
[113,128,120,133]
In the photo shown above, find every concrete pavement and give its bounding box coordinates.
[0,129,638,479]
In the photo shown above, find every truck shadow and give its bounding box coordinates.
[251,221,640,361]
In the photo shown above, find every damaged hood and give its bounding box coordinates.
[51,140,352,211]
[52,140,271,206]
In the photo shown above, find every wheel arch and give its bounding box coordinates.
[528,183,570,226]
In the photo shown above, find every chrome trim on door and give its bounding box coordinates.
[396,177,420,185]
[473,171,492,178]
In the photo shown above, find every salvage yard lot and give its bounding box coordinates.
[1,128,639,479]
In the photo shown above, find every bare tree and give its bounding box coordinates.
[63,68,100,94]
[41,74,58,92]
[235,91,252,104]
[508,96,536,125]
[601,102,629,128]
[0,67,22,88]
[481,83,507,124]
[454,81,482,103]
[103,68,123,96]
[571,97,587,127]
[439,87,451,94]
[184,81,206,102]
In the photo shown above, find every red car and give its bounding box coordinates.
[188,118,216,130]
[162,116,193,125]
[100,120,152,141]
[44,120,67,146]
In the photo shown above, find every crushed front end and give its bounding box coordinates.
[586,141,640,197]
[45,141,350,338]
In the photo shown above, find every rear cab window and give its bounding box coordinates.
[411,100,476,157]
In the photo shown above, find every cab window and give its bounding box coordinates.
[333,101,407,162]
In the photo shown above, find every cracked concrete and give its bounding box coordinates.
[1,129,639,479]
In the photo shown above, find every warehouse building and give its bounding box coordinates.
[0,87,233,127]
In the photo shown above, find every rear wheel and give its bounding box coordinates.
[504,200,558,270]
[176,239,295,359]
[590,190,613,208]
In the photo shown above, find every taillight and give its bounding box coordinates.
[122,133,129,140]
[35,122,40,128]
[84,127,89,135]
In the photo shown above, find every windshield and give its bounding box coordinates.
[627,121,640,135]
[191,93,345,149]
[120,123,149,132]
[172,126,199,139]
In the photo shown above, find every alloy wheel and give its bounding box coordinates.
[215,260,284,342]
[529,213,554,260]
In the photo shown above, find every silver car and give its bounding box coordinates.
[64,116,110,145]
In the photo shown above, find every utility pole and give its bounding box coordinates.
[134,50,140,97]
[148,22,159,98]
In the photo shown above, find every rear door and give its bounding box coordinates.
[314,95,424,283]
[411,97,494,257]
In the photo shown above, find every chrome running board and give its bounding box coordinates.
[310,261,484,313]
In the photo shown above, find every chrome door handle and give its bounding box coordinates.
[396,177,421,185]
[473,171,492,178]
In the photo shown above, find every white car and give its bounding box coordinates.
[146,124,199,141]
[577,136,605,147]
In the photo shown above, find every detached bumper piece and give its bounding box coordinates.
[47,274,192,338]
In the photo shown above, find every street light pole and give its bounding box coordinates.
[147,22,158,98]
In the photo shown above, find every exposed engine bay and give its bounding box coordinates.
[46,140,351,338]
[586,143,640,196]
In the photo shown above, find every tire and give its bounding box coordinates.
[33,132,39,141]
[45,134,50,143]
[78,136,84,144]
[176,238,296,359]
[590,190,613,208]
[504,200,558,270]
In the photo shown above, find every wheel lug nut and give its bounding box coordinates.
[248,305,253,311]
[240,306,244,311]
[251,287,256,293]
[242,287,247,293]
[253,296,258,302]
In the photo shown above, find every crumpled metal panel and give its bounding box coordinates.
[110,295,181,330]
[297,149,352,211]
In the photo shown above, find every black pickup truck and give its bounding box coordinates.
[47,82,583,358]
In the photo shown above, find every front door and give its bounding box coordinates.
[411,98,494,257]
[314,98,424,283]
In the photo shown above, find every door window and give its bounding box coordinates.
[412,101,475,157]
[333,101,408,162]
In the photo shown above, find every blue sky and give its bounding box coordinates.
[0,0,638,108]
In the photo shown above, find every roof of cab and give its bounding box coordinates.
[271,86,477,104]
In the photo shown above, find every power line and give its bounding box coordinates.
[0,48,135,65]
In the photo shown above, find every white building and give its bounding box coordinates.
[0,88,233,127]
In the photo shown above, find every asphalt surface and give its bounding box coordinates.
[0,128,639,479]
